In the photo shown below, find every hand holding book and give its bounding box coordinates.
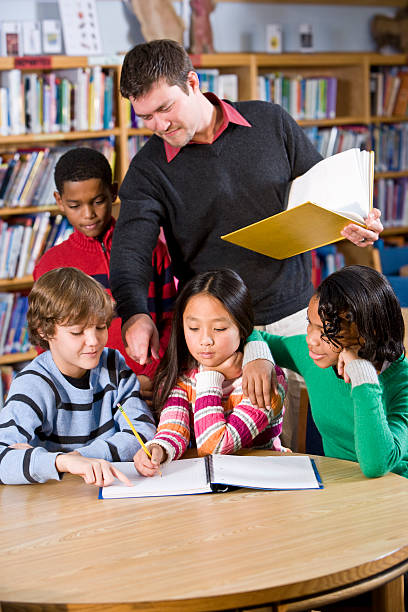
[221,148,381,259]
[341,207,383,247]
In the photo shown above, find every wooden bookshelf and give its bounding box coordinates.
[0,348,36,366]
[1,51,408,365]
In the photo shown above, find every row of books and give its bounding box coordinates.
[258,74,337,121]
[311,246,345,289]
[0,212,73,280]
[375,177,408,228]
[0,66,116,135]
[303,123,408,173]
[128,134,150,160]
[0,293,30,356]
[303,125,370,159]
[370,67,408,118]
[371,123,408,173]
[0,137,115,208]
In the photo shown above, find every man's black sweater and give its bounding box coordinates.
[111,101,322,326]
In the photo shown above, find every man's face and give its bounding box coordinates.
[130,75,201,148]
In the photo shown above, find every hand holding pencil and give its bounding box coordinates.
[117,403,163,477]
[134,443,166,477]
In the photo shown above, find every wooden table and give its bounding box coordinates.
[1,453,408,612]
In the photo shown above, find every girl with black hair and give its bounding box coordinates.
[134,269,287,477]
[244,265,408,479]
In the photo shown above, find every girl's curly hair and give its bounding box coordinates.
[315,265,405,367]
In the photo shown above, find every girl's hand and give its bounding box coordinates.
[242,359,277,410]
[134,444,165,477]
[55,453,132,487]
[202,351,243,380]
[337,347,360,383]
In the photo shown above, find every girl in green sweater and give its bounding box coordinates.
[245,265,408,479]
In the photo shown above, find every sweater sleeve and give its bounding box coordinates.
[346,359,408,478]
[140,239,177,379]
[146,384,191,463]
[243,331,304,374]
[110,155,165,324]
[0,375,62,484]
[193,370,284,456]
[77,362,157,462]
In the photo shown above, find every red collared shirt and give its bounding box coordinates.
[164,92,251,163]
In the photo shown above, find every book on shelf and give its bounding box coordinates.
[25,212,51,275]
[393,72,408,116]
[99,454,323,499]
[221,148,374,259]
[2,295,23,355]
[0,293,15,355]
[15,219,34,278]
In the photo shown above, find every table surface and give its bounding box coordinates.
[1,452,408,611]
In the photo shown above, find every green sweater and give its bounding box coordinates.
[253,332,408,479]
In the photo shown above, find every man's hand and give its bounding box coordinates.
[134,444,165,477]
[122,313,159,365]
[137,374,154,406]
[242,359,277,411]
[341,208,383,247]
[55,453,132,487]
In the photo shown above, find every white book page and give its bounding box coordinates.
[287,148,372,222]
[211,455,321,490]
[101,458,211,499]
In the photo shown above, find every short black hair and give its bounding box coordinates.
[54,147,113,194]
[316,265,405,366]
[120,39,193,100]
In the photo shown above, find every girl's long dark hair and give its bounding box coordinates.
[316,265,405,368]
[153,269,254,415]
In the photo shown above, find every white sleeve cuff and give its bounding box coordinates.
[345,359,379,388]
[243,341,275,367]
[195,370,224,393]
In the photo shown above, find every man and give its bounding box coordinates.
[110,39,382,449]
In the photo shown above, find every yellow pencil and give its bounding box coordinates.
[117,403,162,476]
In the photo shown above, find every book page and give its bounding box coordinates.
[100,458,211,499]
[287,148,373,222]
[211,455,322,490]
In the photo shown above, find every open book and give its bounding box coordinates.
[221,148,375,259]
[99,454,323,499]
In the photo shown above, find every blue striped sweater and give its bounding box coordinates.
[0,348,156,484]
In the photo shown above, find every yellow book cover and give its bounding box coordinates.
[221,148,374,260]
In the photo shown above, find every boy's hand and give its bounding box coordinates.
[55,453,132,487]
[137,374,153,406]
[202,351,243,380]
[122,314,159,365]
[337,347,360,383]
[242,359,277,410]
[134,444,165,477]
[11,443,33,449]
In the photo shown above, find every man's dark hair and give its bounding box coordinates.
[54,147,113,194]
[120,39,194,100]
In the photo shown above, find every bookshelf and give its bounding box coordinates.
[1,51,408,367]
